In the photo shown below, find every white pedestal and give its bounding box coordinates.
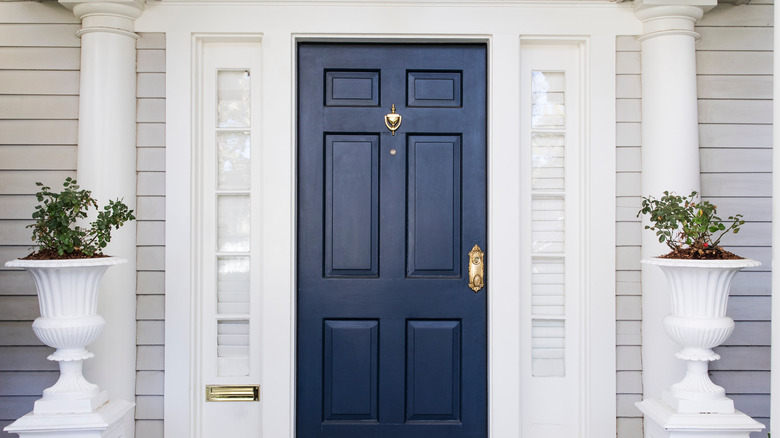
[638,398,765,438]
[3,399,134,438]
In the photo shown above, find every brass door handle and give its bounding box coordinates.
[468,244,485,293]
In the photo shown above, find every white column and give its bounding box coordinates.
[58,0,143,409]
[634,0,713,401]
[635,2,764,436]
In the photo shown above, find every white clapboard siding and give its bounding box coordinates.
[0,120,78,145]
[717,222,772,247]
[135,32,166,438]
[0,221,33,247]
[703,197,772,222]
[0,296,39,321]
[0,171,76,195]
[728,296,771,321]
[138,124,166,147]
[700,10,774,417]
[0,71,80,95]
[615,35,644,436]
[730,271,772,296]
[0,146,77,171]
[711,371,771,394]
[701,173,772,197]
[697,76,773,99]
[0,47,80,70]
[698,100,773,124]
[0,24,80,47]
[0,397,38,421]
[701,149,772,173]
[696,27,773,51]
[727,321,771,346]
[0,6,82,433]
[0,271,34,296]
[713,346,771,371]
[0,347,57,371]
[0,95,79,120]
[697,51,773,75]
[0,247,37,268]
[700,124,773,148]
[732,395,770,417]
[617,122,641,146]
[137,346,165,370]
[137,73,165,98]
[0,372,58,396]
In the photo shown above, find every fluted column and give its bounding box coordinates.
[634,0,714,404]
[57,0,143,411]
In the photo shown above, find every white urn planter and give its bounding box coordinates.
[642,257,760,415]
[4,257,126,415]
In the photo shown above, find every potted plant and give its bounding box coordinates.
[4,178,135,414]
[637,191,759,414]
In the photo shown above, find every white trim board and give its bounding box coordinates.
[149,4,639,437]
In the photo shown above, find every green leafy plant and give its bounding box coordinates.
[637,191,744,258]
[26,177,135,258]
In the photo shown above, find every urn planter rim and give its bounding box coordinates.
[641,257,761,269]
[5,257,127,269]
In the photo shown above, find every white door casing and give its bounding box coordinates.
[143,3,640,437]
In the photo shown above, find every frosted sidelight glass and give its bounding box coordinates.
[218,70,251,128]
[531,71,565,129]
[217,131,251,190]
[530,70,567,378]
[531,258,565,316]
[532,133,565,191]
[217,319,249,376]
[217,256,250,314]
[531,319,565,377]
[218,195,251,252]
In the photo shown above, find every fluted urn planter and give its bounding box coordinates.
[643,257,760,414]
[5,257,126,415]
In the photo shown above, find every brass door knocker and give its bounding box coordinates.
[384,104,402,136]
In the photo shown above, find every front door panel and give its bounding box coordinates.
[297,43,487,438]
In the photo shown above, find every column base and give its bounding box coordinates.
[637,398,765,438]
[3,399,134,438]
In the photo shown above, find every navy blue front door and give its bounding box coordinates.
[297,43,487,438]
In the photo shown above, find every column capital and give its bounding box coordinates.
[58,0,144,37]
[634,0,716,16]
[633,0,715,41]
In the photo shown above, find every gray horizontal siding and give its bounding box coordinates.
[135,32,166,438]
[698,4,772,435]
[0,5,81,435]
[0,7,167,436]
[615,34,643,438]
[615,5,773,436]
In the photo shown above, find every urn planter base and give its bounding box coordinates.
[34,390,109,415]
[638,398,764,438]
[663,391,734,415]
[3,399,134,438]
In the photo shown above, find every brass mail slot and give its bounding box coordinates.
[205,385,260,402]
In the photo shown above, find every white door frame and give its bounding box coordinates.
[139,3,641,437]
